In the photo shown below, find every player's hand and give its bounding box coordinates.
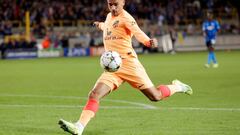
[149,38,158,48]
[203,32,206,37]
[93,21,101,29]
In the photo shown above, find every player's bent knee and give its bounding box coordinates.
[149,96,162,102]
[88,83,112,100]
[141,87,162,102]
[145,94,162,102]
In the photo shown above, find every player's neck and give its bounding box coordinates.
[111,9,124,17]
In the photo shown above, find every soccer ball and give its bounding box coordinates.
[100,51,122,72]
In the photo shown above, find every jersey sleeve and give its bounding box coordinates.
[124,15,151,47]
[215,21,220,30]
[98,13,111,31]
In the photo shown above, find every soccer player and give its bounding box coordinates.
[202,11,220,68]
[58,0,193,134]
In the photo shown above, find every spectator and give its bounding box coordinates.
[0,39,7,59]
[2,21,12,36]
[60,34,69,57]
[42,36,51,49]
[169,25,177,54]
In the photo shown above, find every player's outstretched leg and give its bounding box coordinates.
[157,79,193,98]
[58,119,84,135]
[141,79,193,101]
[205,51,212,68]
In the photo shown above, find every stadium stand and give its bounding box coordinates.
[0,0,239,59]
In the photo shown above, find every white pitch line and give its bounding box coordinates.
[0,104,239,111]
[0,94,156,109]
[0,104,147,109]
[0,94,240,111]
[161,107,240,111]
[102,99,157,109]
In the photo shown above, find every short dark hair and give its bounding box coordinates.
[206,11,213,18]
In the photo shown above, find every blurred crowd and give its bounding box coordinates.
[0,0,239,51]
[0,0,237,24]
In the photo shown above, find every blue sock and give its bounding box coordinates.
[208,52,212,64]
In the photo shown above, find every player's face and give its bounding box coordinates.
[207,13,213,20]
[107,0,125,16]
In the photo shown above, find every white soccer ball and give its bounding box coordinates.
[100,51,122,72]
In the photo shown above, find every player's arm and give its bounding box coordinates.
[124,16,158,48]
[215,20,221,33]
[202,22,207,37]
[93,21,105,31]
[94,14,111,31]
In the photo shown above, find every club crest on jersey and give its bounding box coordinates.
[107,28,112,35]
[131,21,136,26]
[112,20,119,28]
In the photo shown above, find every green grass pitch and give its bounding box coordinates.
[0,51,239,135]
